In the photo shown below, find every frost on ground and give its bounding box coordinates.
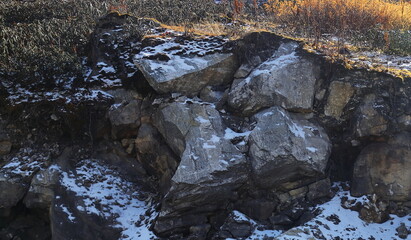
[0,147,49,177]
[351,51,411,72]
[239,183,410,240]
[59,159,157,240]
[6,87,113,106]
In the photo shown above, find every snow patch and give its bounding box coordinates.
[59,159,156,240]
[224,128,252,140]
[274,184,410,240]
[288,122,306,139]
[306,147,318,153]
[60,204,76,222]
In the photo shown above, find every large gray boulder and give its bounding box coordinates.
[351,133,411,201]
[135,52,238,96]
[249,107,331,190]
[228,42,320,115]
[153,99,248,234]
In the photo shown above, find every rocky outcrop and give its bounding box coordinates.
[351,133,411,201]
[153,99,248,235]
[2,22,411,240]
[228,42,321,115]
[249,107,331,190]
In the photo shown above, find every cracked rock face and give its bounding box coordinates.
[228,42,321,115]
[249,107,331,190]
[153,100,248,234]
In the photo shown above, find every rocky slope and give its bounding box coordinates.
[0,13,410,240]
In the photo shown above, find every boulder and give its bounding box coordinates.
[153,100,248,234]
[135,52,238,96]
[307,178,332,201]
[24,165,61,209]
[249,107,331,190]
[228,42,321,115]
[0,149,49,208]
[107,99,142,139]
[351,133,411,201]
[324,81,355,119]
[0,173,29,209]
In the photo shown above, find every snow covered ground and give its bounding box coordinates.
[58,159,157,240]
[244,184,411,240]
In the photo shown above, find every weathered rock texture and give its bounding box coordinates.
[352,133,411,201]
[249,107,331,190]
[324,81,356,119]
[136,52,238,96]
[153,100,248,235]
[228,42,321,115]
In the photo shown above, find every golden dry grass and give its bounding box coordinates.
[264,0,411,34]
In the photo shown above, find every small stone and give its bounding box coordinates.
[50,114,59,121]
[121,139,130,147]
[126,143,134,154]
[396,223,409,239]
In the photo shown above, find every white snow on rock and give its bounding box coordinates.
[6,87,113,106]
[351,50,411,72]
[243,183,410,240]
[59,159,157,240]
[59,204,76,222]
[244,45,299,84]
[224,128,252,140]
[1,148,49,177]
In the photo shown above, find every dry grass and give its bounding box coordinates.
[0,0,227,88]
[265,0,411,33]
[264,0,411,54]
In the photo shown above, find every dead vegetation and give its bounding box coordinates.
[0,0,410,87]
